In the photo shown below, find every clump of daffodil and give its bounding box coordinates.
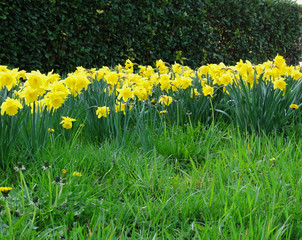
[60,116,76,129]
[96,106,110,118]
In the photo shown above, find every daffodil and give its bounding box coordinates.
[158,95,173,106]
[0,71,17,91]
[1,97,23,116]
[96,106,110,118]
[117,86,134,102]
[273,78,287,91]
[60,116,76,129]
[202,84,214,97]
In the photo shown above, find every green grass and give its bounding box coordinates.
[1,124,302,239]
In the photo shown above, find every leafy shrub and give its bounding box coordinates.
[1,0,301,72]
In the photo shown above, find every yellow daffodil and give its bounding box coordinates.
[158,95,173,106]
[60,116,76,129]
[273,78,287,91]
[202,84,214,97]
[1,97,23,116]
[96,106,110,118]
[117,86,134,102]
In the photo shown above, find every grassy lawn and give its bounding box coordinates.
[1,124,302,239]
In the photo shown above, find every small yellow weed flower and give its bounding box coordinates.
[289,104,299,110]
[72,171,82,177]
[0,187,12,198]
[60,116,76,129]
[62,169,67,175]
[269,158,276,162]
[48,128,55,133]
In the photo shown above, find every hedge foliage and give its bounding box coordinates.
[1,0,301,72]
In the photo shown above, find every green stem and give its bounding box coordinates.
[48,170,52,208]
[20,171,30,203]
[4,200,14,238]
[54,185,59,207]
[209,98,215,126]
[32,102,36,155]
[31,205,37,227]
[19,170,25,213]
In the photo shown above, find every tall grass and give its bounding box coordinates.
[1,124,302,239]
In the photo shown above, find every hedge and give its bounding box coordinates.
[0,0,301,72]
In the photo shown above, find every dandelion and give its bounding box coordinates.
[290,104,299,110]
[32,196,39,204]
[62,169,67,175]
[42,161,51,170]
[54,176,61,184]
[48,128,55,133]
[72,171,82,177]
[14,162,26,172]
[0,187,12,198]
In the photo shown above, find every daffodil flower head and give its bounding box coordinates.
[96,106,110,118]
[0,97,23,116]
[158,95,173,106]
[117,86,134,102]
[202,84,214,97]
[60,116,76,129]
[273,77,287,91]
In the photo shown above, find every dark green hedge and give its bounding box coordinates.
[0,0,301,72]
